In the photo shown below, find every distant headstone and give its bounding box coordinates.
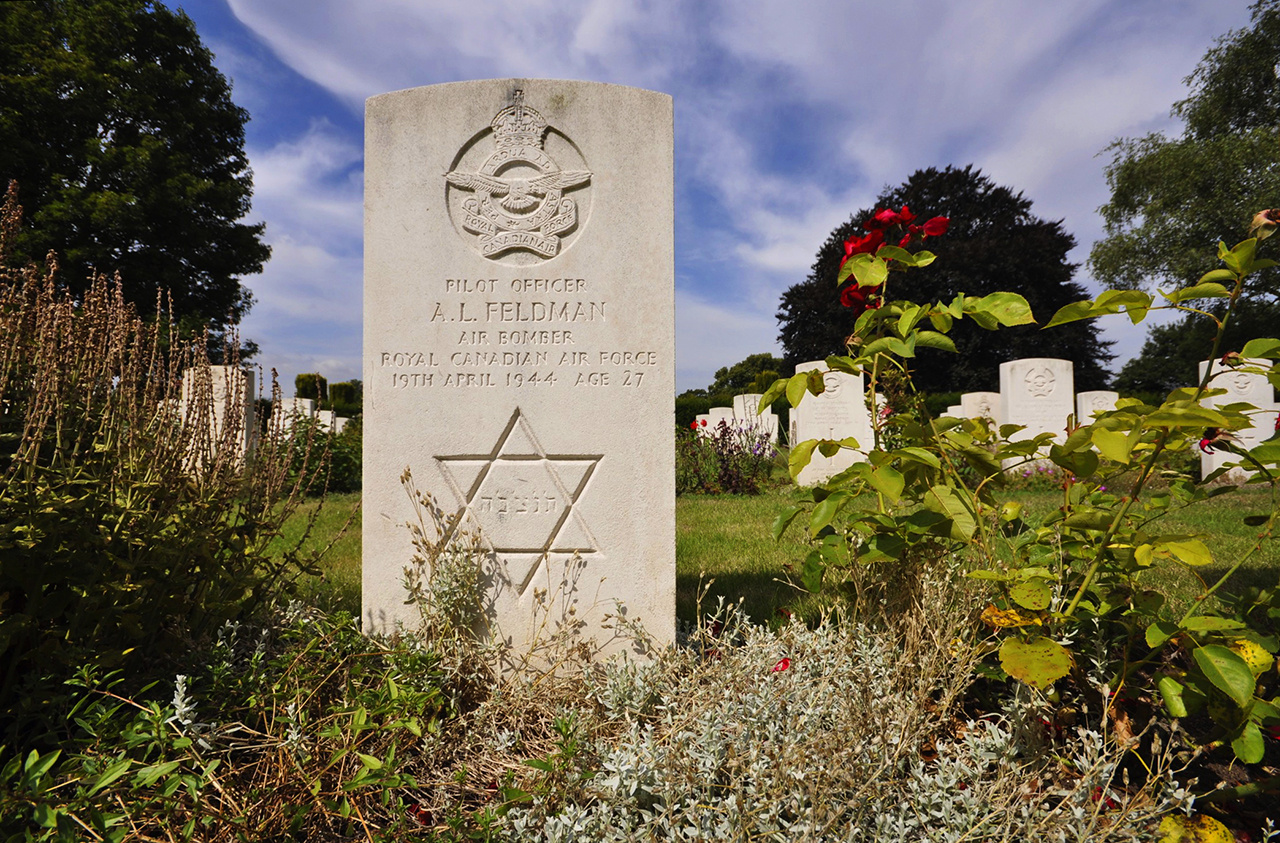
[732,393,778,441]
[790,360,869,486]
[363,80,675,656]
[707,406,735,429]
[1076,390,1118,419]
[316,409,337,432]
[944,404,963,417]
[961,391,999,421]
[180,365,255,462]
[694,413,712,436]
[333,417,351,435]
[1198,359,1278,481]
[999,358,1073,464]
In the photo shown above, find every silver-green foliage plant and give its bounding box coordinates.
[769,202,1280,780]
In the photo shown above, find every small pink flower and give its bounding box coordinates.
[771,657,791,672]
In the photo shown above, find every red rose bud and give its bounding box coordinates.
[923,216,949,237]
[690,421,698,430]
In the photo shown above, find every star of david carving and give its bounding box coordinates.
[435,408,601,594]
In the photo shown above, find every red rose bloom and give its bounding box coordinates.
[771,657,791,672]
[864,205,916,231]
[841,229,884,266]
[923,216,949,237]
[840,282,882,316]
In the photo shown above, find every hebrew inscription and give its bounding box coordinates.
[436,407,600,593]
[445,91,592,264]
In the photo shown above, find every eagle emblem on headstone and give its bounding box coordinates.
[445,91,591,259]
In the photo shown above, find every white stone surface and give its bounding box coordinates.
[316,409,337,432]
[333,417,350,435]
[363,80,675,656]
[694,413,712,437]
[999,358,1074,465]
[732,393,778,441]
[706,407,735,430]
[1076,390,1119,419]
[180,366,256,467]
[790,360,869,486]
[1198,359,1278,481]
[961,391,999,421]
[944,404,962,417]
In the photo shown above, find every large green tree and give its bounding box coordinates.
[1091,0,1280,392]
[777,166,1113,393]
[0,0,268,337]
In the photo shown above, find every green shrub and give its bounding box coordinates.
[287,415,362,496]
[0,191,313,751]
[295,371,328,402]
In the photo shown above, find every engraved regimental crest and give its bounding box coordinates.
[445,91,592,264]
[1024,367,1056,398]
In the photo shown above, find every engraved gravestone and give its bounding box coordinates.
[1198,359,1277,481]
[790,360,870,486]
[961,391,999,421]
[732,393,778,442]
[999,358,1074,465]
[363,80,675,655]
[1076,390,1118,419]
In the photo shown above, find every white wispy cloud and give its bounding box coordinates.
[218,0,1255,391]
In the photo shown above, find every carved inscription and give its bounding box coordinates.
[1024,367,1056,398]
[381,274,657,391]
[445,91,592,262]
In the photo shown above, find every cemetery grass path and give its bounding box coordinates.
[279,486,1279,627]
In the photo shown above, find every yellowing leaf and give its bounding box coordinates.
[980,604,1042,628]
[1158,813,1235,843]
[1161,539,1212,567]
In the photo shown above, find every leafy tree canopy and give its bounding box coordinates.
[708,353,790,395]
[1090,0,1280,299]
[0,0,269,338]
[777,165,1113,393]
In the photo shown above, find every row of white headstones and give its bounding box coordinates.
[696,357,1278,485]
[178,367,353,457]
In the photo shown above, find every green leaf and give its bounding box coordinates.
[868,465,904,503]
[1091,427,1132,464]
[1180,615,1246,632]
[523,758,555,772]
[789,440,818,481]
[22,750,60,785]
[895,447,941,469]
[928,310,953,332]
[758,379,787,413]
[914,250,937,267]
[1232,721,1265,764]
[800,550,826,592]
[1166,282,1231,303]
[999,636,1072,690]
[809,493,847,534]
[861,533,906,563]
[851,255,889,287]
[1146,621,1179,649]
[1199,268,1238,284]
[772,506,803,541]
[913,330,957,352]
[924,485,976,541]
[1240,337,1280,359]
[876,244,916,265]
[133,760,180,788]
[1009,580,1052,611]
[357,753,384,770]
[972,292,1035,326]
[1062,510,1112,531]
[87,758,133,796]
[1192,645,1256,707]
[1162,539,1212,567]
[786,372,811,408]
[1044,300,1095,329]
[1158,676,1188,718]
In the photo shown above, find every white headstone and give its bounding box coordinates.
[961,391,999,421]
[694,413,712,437]
[1076,390,1118,419]
[1198,359,1278,481]
[944,404,963,417]
[316,409,337,432]
[790,360,870,486]
[363,80,675,655]
[180,365,255,462]
[333,417,350,435]
[707,406,735,430]
[732,393,778,441]
[999,358,1074,464]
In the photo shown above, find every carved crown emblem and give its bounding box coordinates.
[445,91,592,261]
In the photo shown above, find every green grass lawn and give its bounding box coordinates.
[268,492,362,614]
[282,483,1280,627]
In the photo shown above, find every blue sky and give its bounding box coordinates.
[177,0,1254,394]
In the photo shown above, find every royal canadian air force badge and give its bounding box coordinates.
[445,91,591,260]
